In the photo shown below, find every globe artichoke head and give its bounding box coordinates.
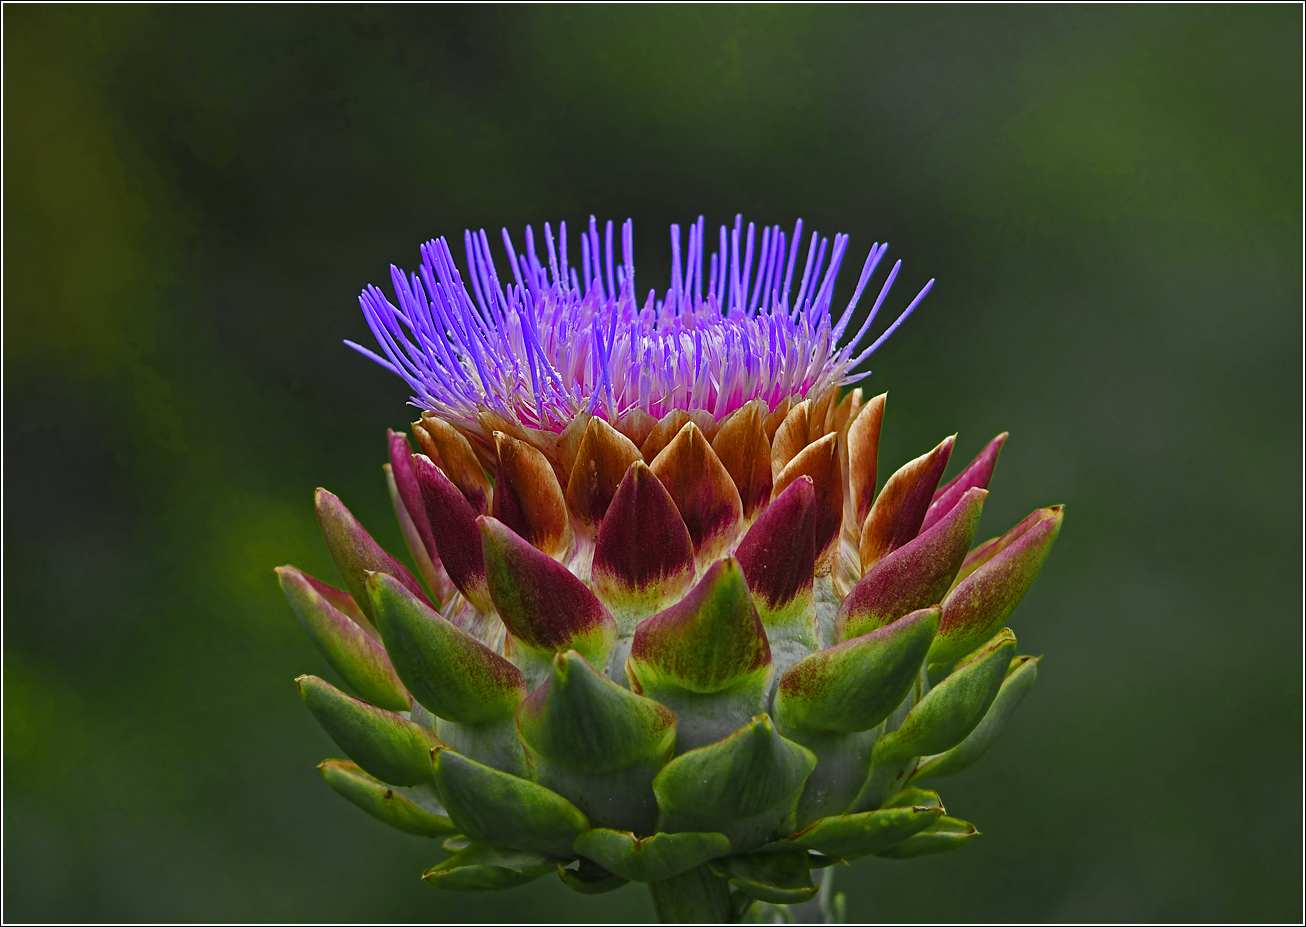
[277,217,1063,920]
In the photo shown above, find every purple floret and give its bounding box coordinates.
[348,215,932,432]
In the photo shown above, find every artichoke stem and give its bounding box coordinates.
[648,865,732,923]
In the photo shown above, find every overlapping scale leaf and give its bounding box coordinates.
[591,460,696,633]
[285,397,1062,906]
[653,715,816,852]
[914,655,1040,780]
[422,844,556,891]
[366,571,528,775]
[411,453,493,612]
[318,759,456,837]
[837,488,986,640]
[431,747,589,858]
[315,488,431,624]
[386,429,455,602]
[479,515,617,679]
[573,829,731,883]
[517,650,676,834]
[773,607,938,824]
[734,477,819,673]
[932,506,1063,663]
[297,675,441,786]
[277,565,410,712]
[855,628,1017,811]
[490,431,571,559]
[628,559,772,752]
[860,435,954,570]
[649,421,744,570]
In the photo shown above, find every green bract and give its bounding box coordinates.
[280,392,1062,922]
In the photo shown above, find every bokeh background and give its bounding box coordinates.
[4,5,1301,923]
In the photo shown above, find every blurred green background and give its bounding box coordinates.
[4,5,1300,923]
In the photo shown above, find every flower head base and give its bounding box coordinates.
[348,216,933,433]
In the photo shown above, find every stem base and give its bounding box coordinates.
[648,865,732,923]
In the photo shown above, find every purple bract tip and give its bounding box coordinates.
[348,215,932,432]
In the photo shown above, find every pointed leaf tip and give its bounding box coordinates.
[297,675,441,786]
[277,565,410,712]
[318,759,457,837]
[431,747,589,859]
[773,432,843,566]
[839,487,987,640]
[573,829,731,883]
[565,415,643,538]
[776,606,939,736]
[860,434,955,570]
[787,803,943,860]
[479,516,616,668]
[877,628,1016,762]
[735,476,816,632]
[385,439,455,604]
[411,453,492,612]
[933,506,1063,663]
[711,399,773,521]
[771,399,813,478]
[649,422,744,569]
[914,654,1040,780]
[387,429,441,568]
[875,815,979,858]
[516,650,677,775]
[491,431,570,558]
[315,488,429,623]
[414,412,492,514]
[422,844,555,891]
[628,558,771,695]
[366,570,525,725]
[517,651,676,834]
[641,408,717,462]
[922,432,1008,534]
[616,408,658,450]
[848,393,887,527]
[592,460,695,630]
[710,846,819,905]
[655,715,817,852]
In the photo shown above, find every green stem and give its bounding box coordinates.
[648,865,732,923]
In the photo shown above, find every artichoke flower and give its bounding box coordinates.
[277,216,1063,922]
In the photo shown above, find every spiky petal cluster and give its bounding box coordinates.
[279,374,1063,914]
[347,216,932,434]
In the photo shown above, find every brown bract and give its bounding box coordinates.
[771,399,813,478]
[492,432,571,559]
[565,417,644,540]
[847,393,886,528]
[649,422,744,570]
[774,433,844,568]
[415,412,492,514]
[641,408,718,462]
[859,435,955,572]
[711,399,773,523]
